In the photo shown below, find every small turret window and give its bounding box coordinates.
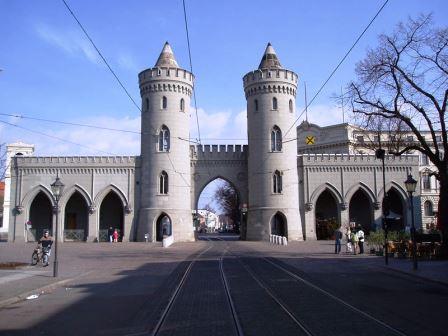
[254,99,259,112]
[424,201,434,216]
[159,171,168,194]
[180,98,185,112]
[162,96,167,109]
[273,170,282,194]
[145,98,149,110]
[158,125,170,152]
[289,99,293,113]
[272,97,278,110]
[271,126,282,152]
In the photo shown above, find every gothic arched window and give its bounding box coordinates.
[289,99,293,113]
[180,98,185,112]
[158,125,170,152]
[162,96,167,109]
[424,201,434,216]
[272,97,278,110]
[273,170,282,194]
[159,171,168,194]
[271,126,282,152]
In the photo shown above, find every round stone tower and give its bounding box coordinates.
[137,42,194,242]
[243,43,303,241]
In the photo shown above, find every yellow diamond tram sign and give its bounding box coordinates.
[305,135,315,145]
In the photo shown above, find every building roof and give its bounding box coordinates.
[258,43,282,69]
[154,42,179,68]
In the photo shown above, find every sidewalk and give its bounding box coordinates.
[0,241,204,308]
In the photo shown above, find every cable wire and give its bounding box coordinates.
[284,0,389,137]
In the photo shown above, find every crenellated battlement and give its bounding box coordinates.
[299,153,420,165]
[243,69,298,99]
[190,144,248,160]
[139,67,194,97]
[243,69,298,98]
[14,156,137,167]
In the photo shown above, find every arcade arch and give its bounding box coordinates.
[29,191,53,241]
[349,189,373,234]
[315,189,339,240]
[99,191,124,241]
[64,191,89,241]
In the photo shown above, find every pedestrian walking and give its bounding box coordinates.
[334,227,342,254]
[356,226,365,254]
[108,227,114,243]
[346,227,353,253]
[352,230,358,255]
[113,229,119,243]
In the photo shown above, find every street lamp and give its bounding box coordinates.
[404,173,418,271]
[50,174,65,277]
[376,147,390,265]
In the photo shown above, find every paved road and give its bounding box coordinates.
[0,236,447,335]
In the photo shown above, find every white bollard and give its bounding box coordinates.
[270,235,273,243]
[282,236,288,246]
[275,235,279,245]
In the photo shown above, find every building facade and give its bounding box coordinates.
[2,43,432,243]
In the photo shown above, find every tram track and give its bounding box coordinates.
[219,238,407,336]
[149,239,242,336]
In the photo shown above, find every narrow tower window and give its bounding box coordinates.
[271,126,282,152]
[145,98,149,110]
[272,97,278,110]
[273,170,282,194]
[289,99,293,113]
[162,96,167,109]
[159,171,168,194]
[180,98,185,112]
[424,201,433,216]
[158,125,170,152]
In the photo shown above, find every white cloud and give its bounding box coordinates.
[295,103,345,127]
[35,24,101,64]
[189,108,232,142]
[2,115,141,156]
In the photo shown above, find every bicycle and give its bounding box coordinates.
[31,246,51,266]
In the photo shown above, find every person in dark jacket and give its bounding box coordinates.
[334,228,343,254]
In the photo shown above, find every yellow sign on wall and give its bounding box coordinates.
[305,135,315,145]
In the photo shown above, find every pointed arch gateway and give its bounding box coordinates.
[99,191,124,242]
[29,191,53,242]
[156,213,172,242]
[271,212,287,237]
[315,188,340,240]
[349,189,373,234]
[64,191,89,241]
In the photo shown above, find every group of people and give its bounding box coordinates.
[107,227,120,242]
[334,225,365,255]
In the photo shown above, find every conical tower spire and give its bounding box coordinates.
[155,42,179,67]
[258,43,282,69]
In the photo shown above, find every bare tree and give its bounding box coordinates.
[214,181,240,233]
[347,14,448,255]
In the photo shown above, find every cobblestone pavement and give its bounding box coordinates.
[0,237,447,335]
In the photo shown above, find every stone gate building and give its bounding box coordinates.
[2,42,433,243]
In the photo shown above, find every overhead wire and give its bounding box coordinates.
[283,0,390,138]
[60,0,191,187]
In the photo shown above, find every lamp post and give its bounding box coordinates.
[375,148,389,265]
[404,174,418,271]
[50,175,65,277]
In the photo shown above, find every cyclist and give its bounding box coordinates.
[37,230,53,266]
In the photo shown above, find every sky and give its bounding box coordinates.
[1,0,447,209]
